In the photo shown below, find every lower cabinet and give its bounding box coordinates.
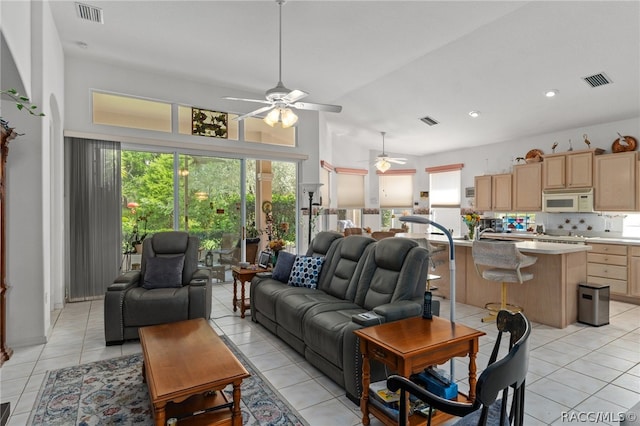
[587,243,628,295]
[631,246,640,297]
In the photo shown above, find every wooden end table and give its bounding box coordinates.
[354,316,485,426]
[139,318,250,426]
[232,265,269,318]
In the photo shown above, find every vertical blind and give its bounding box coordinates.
[66,137,121,301]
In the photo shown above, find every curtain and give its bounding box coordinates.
[66,137,121,301]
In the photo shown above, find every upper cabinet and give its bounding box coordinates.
[594,151,637,211]
[513,163,542,211]
[542,149,603,189]
[475,173,512,211]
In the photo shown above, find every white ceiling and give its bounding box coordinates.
[49,1,640,156]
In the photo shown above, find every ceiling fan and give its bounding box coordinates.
[223,0,342,128]
[375,132,407,173]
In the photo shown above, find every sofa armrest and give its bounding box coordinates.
[108,271,140,291]
[373,300,422,322]
[191,268,211,283]
[189,278,209,286]
[255,272,273,279]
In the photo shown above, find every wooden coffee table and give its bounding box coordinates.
[354,316,485,426]
[139,318,250,426]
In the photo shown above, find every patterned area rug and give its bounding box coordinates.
[28,336,308,425]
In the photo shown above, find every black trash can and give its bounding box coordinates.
[578,283,610,326]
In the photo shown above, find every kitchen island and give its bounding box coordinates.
[398,234,591,328]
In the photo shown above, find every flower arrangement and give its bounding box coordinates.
[266,220,289,252]
[268,239,286,252]
[461,210,481,240]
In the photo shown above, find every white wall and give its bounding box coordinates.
[1,0,32,96]
[3,0,65,348]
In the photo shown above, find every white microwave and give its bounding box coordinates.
[542,189,594,213]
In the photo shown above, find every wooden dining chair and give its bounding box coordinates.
[371,231,396,240]
[344,227,363,236]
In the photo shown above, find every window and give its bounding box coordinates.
[427,165,463,236]
[379,173,414,208]
[623,214,640,238]
[244,117,296,146]
[336,169,366,208]
[93,91,172,132]
[429,170,461,207]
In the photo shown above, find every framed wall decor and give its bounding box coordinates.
[192,107,228,138]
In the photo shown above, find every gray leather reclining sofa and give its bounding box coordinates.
[250,231,429,402]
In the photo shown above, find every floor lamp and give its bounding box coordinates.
[300,183,323,244]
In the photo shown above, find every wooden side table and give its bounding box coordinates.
[232,265,269,318]
[354,316,485,426]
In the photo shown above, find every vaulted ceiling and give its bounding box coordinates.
[49,1,640,156]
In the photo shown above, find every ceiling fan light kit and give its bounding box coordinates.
[223,0,342,127]
[264,107,298,128]
[375,131,407,173]
[375,159,391,173]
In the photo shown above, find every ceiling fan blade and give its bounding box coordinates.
[292,101,342,113]
[223,96,271,105]
[235,105,275,121]
[388,159,407,164]
[282,89,308,103]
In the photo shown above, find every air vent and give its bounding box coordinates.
[420,116,439,126]
[582,73,611,88]
[75,3,103,23]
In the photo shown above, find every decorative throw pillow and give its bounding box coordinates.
[271,251,297,283]
[287,256,325,289]
[142,255,185,289]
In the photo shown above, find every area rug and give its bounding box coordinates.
[28,336,308,425]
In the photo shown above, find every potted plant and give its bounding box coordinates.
[127,202,148,253]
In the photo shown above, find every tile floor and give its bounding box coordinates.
[1,280,639,425]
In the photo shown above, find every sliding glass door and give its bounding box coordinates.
[121,149,297,267]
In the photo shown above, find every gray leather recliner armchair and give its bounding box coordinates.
[104,231,212,345]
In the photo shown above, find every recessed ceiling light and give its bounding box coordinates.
[545,89,559,98]
[468,111,480,118]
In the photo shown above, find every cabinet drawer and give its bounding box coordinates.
[588,244,628,256]
[587,263,627,281]
[632,246,640,257]
[587,275,627,294]
[369,345,399,370]
[587,253,628,266]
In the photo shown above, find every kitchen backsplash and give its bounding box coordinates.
[484,212,625,238]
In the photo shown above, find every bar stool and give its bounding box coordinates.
[472,240,537,322]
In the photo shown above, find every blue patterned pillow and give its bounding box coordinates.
[287,256,325,289]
